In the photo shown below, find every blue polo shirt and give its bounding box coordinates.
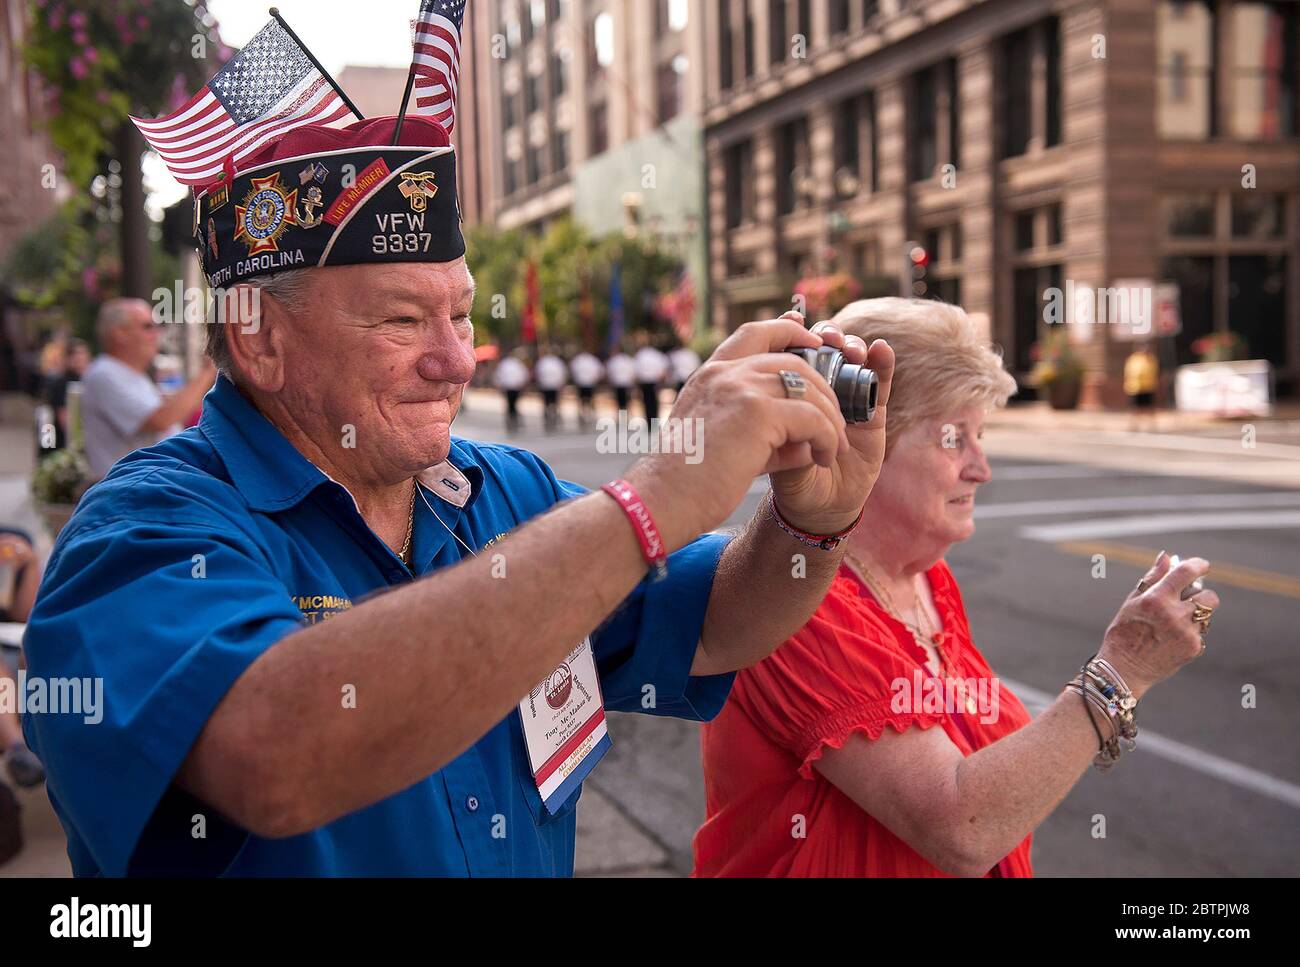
[22,376,734,877]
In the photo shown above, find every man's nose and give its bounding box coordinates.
[416,328,477,384]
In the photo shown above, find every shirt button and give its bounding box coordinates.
[466,795,480,812]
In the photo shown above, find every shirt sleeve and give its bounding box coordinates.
[551,475,736,721]
[732,588,946,779]
[21,474,305,876]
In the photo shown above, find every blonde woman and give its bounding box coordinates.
[693,299,1218,877]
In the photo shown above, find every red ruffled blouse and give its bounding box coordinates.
[693,560,1035,877]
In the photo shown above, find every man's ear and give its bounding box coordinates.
[224,284,287,392]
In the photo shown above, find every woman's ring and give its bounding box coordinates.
[779,370,807,400]
[1191,601,1214,636]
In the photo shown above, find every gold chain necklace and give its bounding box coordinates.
[397,480,417,565]
[844,551,959,679]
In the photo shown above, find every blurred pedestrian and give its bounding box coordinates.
[535,350,568,432]
[694,299,1218,877]
[0,528,45,791]
[492,351,529,432]
[634,342,669,421]
[569,350,604,427]
[606,349,635,413]
[40,338,90,453]
[1124,341,1159,432]
[81,299,215,479]
[669,343,702,397]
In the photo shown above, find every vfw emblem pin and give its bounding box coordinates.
[234,173,299,255]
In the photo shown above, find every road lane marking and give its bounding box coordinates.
[976,492,1300,519]
[1056,431,1300,460]
[1005,677,1300,810]
[1020,509,1300,542]
[986,465,1137,481]
[1055,540,1300,598]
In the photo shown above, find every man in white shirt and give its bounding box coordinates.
[669,345,702,397]
[605,350,636,413]
[81,299,215,478]
[534,351,568,432]
[491,352,530,432]
[633,344,670,421]
[568,351,604,427]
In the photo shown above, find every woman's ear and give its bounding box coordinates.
[224,284,287,392]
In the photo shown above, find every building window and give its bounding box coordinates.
[829,0,850,34]
[1160,190,1295,368]
[657,59,685,123]
[1229,1,1300,138]
[909,59,958,181]
[776,115,811,215]
[524,73,541,115]
[1012,264,1063,372]
[769,0,788,67]
[550,50,567,96]
[593,12,614,69]
[1157,0,1216,138]
[504,157,520,196]
[502,91,518,129]
[919,223,962,303]
[525,144,542,184]
[589,102,608,155]
[833,90,877,194]
[743,5,756,80]
[1000,18,1060,158]
[552,130,570,174]
[725,138,755,228]
[719,0,734,90]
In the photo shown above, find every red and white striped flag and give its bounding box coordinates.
[410,0,466,134]
[131,18,358,187]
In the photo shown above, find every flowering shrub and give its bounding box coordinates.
[1028,329,1086,386]
[1191,332,1247,363]
[794,273,862,315]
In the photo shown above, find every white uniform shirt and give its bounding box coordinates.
[605,353,636,388]
[633,347,670,384]
[669,347,702,383]
[493,356,530,391]
[534,354,568,391]
[569,352,604,388]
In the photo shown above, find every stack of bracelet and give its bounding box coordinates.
[1065,655,1139,772]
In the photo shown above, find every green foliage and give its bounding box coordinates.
[30,448,91,506]
[465,217,688,352]
[23,0,223,190]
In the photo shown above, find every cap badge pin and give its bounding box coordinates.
[234,173,299,255]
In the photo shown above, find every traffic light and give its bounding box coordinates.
[909,240,930,296]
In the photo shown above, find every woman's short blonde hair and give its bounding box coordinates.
[831,297,1017,453]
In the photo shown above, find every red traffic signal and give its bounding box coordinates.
[908,245,930,268]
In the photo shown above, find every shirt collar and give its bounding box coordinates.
[200,375,484,514]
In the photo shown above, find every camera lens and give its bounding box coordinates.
[788,347,878,424]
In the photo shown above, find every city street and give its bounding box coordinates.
[453,391,1300,877]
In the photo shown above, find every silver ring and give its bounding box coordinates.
[778,370,807,400]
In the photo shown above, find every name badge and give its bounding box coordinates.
[517,637,611,814]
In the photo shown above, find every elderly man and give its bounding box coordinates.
[23,109,893,877]
[80,298,216,477]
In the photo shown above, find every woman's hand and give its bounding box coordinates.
[0,534,34,568]
[1098,551,1219,701]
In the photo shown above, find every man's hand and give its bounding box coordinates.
[628,311,893,548]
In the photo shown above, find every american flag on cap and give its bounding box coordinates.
[131,18,359,188]
[410,0,466,134]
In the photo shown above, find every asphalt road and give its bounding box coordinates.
[454,394,1300,877]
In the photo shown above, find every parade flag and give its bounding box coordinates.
[521,260,541,345]
[409,0,467,134]
[131,18,360,187]
[606,262,625,356]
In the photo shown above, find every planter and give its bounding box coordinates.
[1046,377,1082,411]
[38,503,77,539]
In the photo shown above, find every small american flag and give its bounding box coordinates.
[410,0,466,134]
[131,19,358,187]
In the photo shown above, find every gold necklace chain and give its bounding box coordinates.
[844,551,959,679]
[397,479,417,565]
